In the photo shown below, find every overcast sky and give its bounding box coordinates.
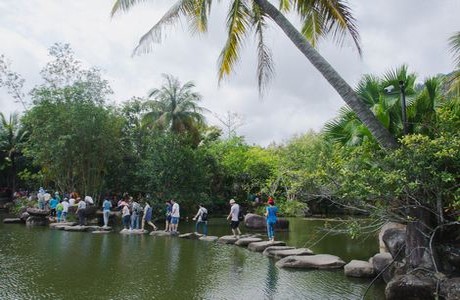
[1,0,459,146]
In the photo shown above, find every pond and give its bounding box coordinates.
[0,214,385,299]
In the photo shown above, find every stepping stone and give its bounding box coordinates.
[218,235,239,244]
[234,237,263,247]
[276,254,345,269]
[50,222,77,228]
[179,232,202,239]
[247,241,286,252]
[3,218,22,224]
[344,260,375,278]
[150,231,173,237]
[85,225,111,232]
[92,230,111,234]
[271,248,314,259]
[64,225,89,232]
[263,246,296,257]
[199,236,218,242]
[119,229,148,235]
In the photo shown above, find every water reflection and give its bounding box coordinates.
[263,259,279,299]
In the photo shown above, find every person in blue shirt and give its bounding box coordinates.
[264,197,278,242]
[49,195,59,220]
[102,196,112,228]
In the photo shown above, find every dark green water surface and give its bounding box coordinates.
[0,214,384,299]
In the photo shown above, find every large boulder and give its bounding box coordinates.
[262,246,296,257]
[372,252,394,283]
[276,254,345,269]
[235,237,263,247]
[385,274,436,300]
[19,211,30,222]
[244,213,289,231]
[247,241,286,252]
[382,228,406,261]
[379,222,406,253]
[26,207,50,217]
[440,278,460,300]
[344,260,375,278]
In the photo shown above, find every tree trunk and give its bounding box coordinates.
[254,0,398,149]
[406,206,434,270]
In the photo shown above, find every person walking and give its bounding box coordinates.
[131,199,142,230]
[164,200,172,232]
[192,204,208,236]
[102,196,112,228]
[122,204,131,230]
[170,199,180,234]
[56,200,64,223]
[227,199,242,238]
[61,198,69,222]
[76,198,87,226]
[49,194,59,220]
[141,201,157,231]
[265,197,278,242]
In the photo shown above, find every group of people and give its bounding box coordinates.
[34,187,279,241]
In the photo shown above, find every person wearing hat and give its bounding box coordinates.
[264,197,278,242]
[227,199,242,238]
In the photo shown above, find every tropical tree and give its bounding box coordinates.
[448,31,460,96]
[111,0,397,149]
[0,112,27,195]
[142,74,207,144]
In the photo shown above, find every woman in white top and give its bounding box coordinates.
[192,204,208,236]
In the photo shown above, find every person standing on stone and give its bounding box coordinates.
[130,199,142,230]
[170,199,180,234]
[56,200,64,223]
[37,187,46,210]
[49,194,59,220]
[76,198,87,226]
[141,201,157,231]
[264,197,278,242]
[122,203,131,230]
[61,198,69,222]
[102,196,112,228]
[192,204,208,236]
[227,199,242,238]
[164,200,172,232]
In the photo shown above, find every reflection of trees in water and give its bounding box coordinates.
[263,259,279,299]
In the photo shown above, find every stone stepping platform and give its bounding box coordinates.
[247,241,286,252]
[92,230,111,234]
[119,229,148,235]
[150,230,175,237]
[179,232,203,239]
[218,235,239,244]
[262,246,296,257]
[344,260,375,278]
[50,222,77,229]
[276,254,345,269]
[199,236,218,242]
[270,248,314,259]
[3,218,22,224]
[235,237,263,247]
[64,225,112,232]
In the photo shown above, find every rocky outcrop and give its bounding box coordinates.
[385,274,436,300]
[372,252,394,283]
[244,213,289,231]
[235,237,263,247]
[382,228,406,261]
[276,254,345,269]
[247,241,286,252]
[26,215,49,226]
[344,260,375,278]
[379,222,406,253]
[440,278,460,300]
[26,207,50,217]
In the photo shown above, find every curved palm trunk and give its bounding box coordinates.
[254,0,398,149]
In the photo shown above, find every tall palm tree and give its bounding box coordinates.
[448,31,460,96]
[142,74,207,136]
[0,112,27,196]
[111,0,398,149]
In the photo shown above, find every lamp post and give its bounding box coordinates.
[399,80,408,135]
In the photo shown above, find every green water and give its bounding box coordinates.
[0,215,384,299]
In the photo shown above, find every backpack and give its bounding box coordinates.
[201,209,208,221]
[133,203,142,214]
[238,208,244,221]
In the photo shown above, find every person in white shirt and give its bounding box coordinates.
[192,204,208,236]
[226,199,242,238]
[61,198,70,222]
[170,199,180,233]
[76,198,86,226]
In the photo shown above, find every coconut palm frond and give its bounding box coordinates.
[253,2,274,94]
[110,0,151,17]
[132,0,196,55]
[278,0,291,12]
[300,7,324,49]
[448,31,460,68]
[187,0,213,34]
[217,0,252,82]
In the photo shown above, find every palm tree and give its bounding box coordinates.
[142,74,207,137]
[0,112,27,196]
[448,31,460,96]
[111,0,398,149]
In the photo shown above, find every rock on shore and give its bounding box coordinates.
[276,254,345,269]
[344,260,375,278]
